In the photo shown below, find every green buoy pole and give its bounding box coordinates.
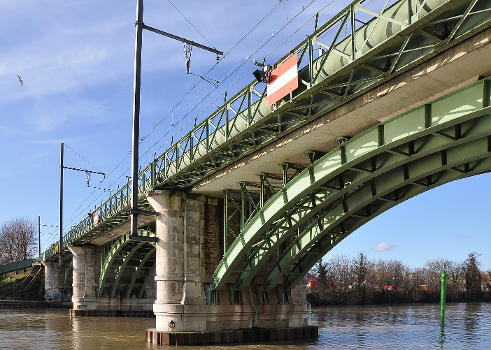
[440,269,446,325]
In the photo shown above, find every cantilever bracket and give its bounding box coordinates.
[129,235,158,243]
[129,209,160,217]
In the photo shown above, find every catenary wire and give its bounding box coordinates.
[63,0,338,233]
[61,0,288,231]
[167,0,215,48]
[62,0,326,232]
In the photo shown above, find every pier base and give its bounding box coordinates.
[146,325,318,345]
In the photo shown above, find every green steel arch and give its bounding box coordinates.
[96,229,156,297]
[264,137,489,290]
[210,78,491,291]
[42,0,491,262]
[125,246,156,299]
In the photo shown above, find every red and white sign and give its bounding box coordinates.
[92,210,99,226]
[267,52,298,106]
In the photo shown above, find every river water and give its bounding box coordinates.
[0,303,489,349]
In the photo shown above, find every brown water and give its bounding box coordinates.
[0,303,489,349]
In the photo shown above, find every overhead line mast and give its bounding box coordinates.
[130,0,223,239]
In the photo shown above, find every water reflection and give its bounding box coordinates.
[439,321,445,347]
[0,303,489,350]
[463,302,479,345]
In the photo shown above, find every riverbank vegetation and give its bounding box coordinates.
[307,252,490,306]
[0,269,44,300]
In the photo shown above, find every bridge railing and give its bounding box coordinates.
[44,0,490,260]
[149,0,458,183]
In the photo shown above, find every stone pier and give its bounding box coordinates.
[146,190,314,345]
[65,245,153,316]
[68,246,99,312]
[42,261,64,300]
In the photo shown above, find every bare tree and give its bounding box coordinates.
[325,255,353,291]
[0,218,36,264]
[465,252,482,300]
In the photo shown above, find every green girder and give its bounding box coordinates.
[269,149,490,290]
[211,78,491,290]
[125,246,156,299]
[110,242,145,298]
[64,260,73,291]
[138,261,156,299]
[43,0,490,262]
[96,229,155,297]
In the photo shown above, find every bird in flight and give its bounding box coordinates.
[17,75,23,86]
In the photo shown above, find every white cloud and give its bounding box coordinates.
[372,242,395,252]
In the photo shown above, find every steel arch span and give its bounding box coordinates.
[96,229,156,298]
[210,78,491,291]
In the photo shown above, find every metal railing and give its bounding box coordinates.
[43,0,490,260]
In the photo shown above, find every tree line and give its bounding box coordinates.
[0,218,36,265]
[308,252,490,305]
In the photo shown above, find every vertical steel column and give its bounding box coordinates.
[350,5,356,61]
[407,0,412,25]
[239,182,246,231]
[247,88,252,126]
[225,90,229,140]
[281,163,289,186]
[259,174,266,208]
[483,79,490,107]
[38,215,41,258]
[150,159,156,188]
[308,36,313,84]
[223,189,228,255]
[130,0,144,237]
[59,142,64,266]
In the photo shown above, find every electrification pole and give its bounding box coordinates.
[130,0,144,238]
[38,217,58,259]
[58,142,106,265]
[129,0,222,238]
[59,142,64,267]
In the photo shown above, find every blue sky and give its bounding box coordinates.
[0,0,489,270]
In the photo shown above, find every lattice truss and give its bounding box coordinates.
[44,0,490,261]
[211,79,491,292]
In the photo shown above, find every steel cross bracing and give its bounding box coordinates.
[43,0,490,260]
[96,229,156,298]
[210,78,491,290]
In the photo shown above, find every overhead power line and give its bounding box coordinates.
[62,0,289,230]
[63,0,333,233]
[167,0,215,48]
[62,0,313,232]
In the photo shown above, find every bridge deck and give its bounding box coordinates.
[43,0,491,261]
[192,28,490,196]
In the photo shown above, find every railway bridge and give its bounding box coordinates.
[41,0,490,344]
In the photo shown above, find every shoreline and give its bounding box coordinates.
[0,300,72,309]
[310,299,491,308]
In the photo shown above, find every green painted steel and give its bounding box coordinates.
[125,246,156,298]
[137,260,156,299]
[265,136,490,290]
[64,260,73,291]
[0,259,35,275]
[43,0,490,262]
[96,229,155,297]
[211,78,491,290]
[110,241,145,298]
[441,269,446,325]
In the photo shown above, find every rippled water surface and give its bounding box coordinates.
[0,303,489,349]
